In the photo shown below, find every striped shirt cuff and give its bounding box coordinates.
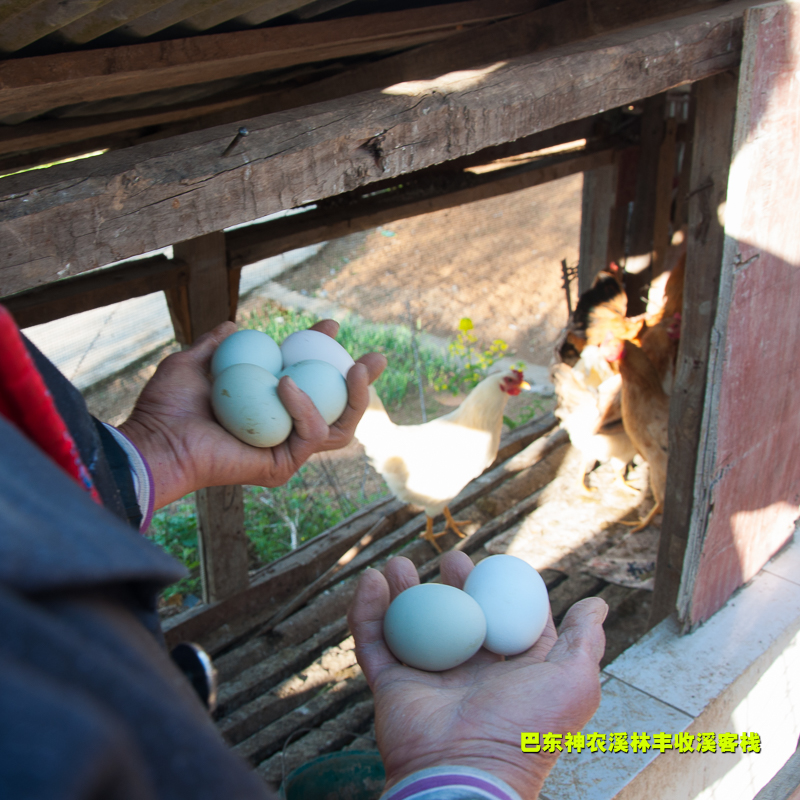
[102,423,155,533]
[381,766,523,800]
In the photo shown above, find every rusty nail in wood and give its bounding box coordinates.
[222,127,249,156]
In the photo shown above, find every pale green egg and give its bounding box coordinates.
[383,583,487,672]
[212,363,292,447]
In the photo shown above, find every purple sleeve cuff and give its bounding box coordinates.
[381,766,523,800]
[102,423,155,533]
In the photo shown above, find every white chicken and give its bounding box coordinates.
[552,359,636,493]
[355,370,530,551]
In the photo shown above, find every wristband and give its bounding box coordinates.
[102,423,155,533]
[381,766,523,800]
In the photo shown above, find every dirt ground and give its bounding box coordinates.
[276,173,582,367]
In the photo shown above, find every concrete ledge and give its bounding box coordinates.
[541,533,800,800]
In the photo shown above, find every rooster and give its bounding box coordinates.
[603,338,669,532]
[355,370,530,551]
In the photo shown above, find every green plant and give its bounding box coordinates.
[433,318,508,395]
[241,302,450,410]
[151,462,389,591]
[149,500,201,600]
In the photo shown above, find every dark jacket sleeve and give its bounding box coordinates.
[23,334,142,529]
[0,403,272,799]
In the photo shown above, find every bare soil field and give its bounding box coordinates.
[276,173,582,368]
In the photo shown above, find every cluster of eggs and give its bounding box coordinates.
[383,555,550,671]
[211,329,355,447]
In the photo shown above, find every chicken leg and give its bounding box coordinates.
[422,506,470,552]
[615,463,639,493]
[621,500,662,532]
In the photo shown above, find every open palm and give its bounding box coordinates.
[348,553,606,799]
[119,320,386,508]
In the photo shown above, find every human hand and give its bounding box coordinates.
[118,320,386,509]
[347,552,607,799]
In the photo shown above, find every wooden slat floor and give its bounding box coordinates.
[188,416,656,790]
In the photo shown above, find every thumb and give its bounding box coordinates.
[183,321,238,370]
[348,568,399,687]
[545,597,607,669]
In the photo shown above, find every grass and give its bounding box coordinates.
[241,302,451,410]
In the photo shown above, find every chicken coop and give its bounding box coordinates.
[1,0,799,797]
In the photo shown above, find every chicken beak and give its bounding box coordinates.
[520,380,532,392]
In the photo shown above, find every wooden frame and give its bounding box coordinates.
[0,1,746,298]
[6,0,795,632]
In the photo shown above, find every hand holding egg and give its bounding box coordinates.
[210,327,356,447]
[348,553,607,799]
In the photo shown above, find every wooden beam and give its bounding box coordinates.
[255,0,728,122]
[0,132,603,327]
[168,232,250,604]
[578,162,617,293]
[228,145,617,270]
[648,72,737,630]
[0,0,535,114]
[0,2,747,296]
[678,2,800,628]
[624,93,668,315]
[0,1,714,167]
[196,483,251,605]
[1,254,187,328]
[651,115,679,277]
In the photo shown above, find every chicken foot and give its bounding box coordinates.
[422,507,470,553]
[621,500,663,533]
[616,463,639,493]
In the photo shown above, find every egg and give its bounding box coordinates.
[383,583,487,672]
[278,360,348,425]
[212,363,292,447]
[211,329,282,379]
[463,555,549,656]
[280,330,355,379]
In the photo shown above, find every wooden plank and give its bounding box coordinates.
[215,616,351,717]
[163,498,410,649]
[217,627,357,742]
[258,0,726,123]
[1,254,187,328]
[166,232,251,604]
[578,162,617,293]
[624,93,667,315]
[0,0,536,116]
[235,672,369,766]
[196,484,250,604]
[678,3,800,628]
[255,699,375,785]
[651,115,679,278]
[228,146,616,270]
[0,154,610,329]
[1,14,597,168]
[648,72,737,629]
[0,3,746,295]
[549,572,607,624]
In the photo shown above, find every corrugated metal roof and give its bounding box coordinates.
[0,0,543,172]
